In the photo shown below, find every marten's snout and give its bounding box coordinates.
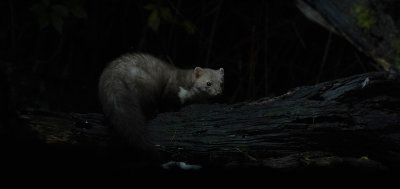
[217,88,223,95]
[215,83,224,95]
[214,86,223,96]
[208,88,222,96]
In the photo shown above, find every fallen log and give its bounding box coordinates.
[17,71,400,172]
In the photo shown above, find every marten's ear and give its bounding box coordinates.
[219,68,224,75]
[194,67,204,79]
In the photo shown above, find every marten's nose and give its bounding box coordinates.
[216,89,223,95]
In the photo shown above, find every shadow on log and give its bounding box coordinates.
[16,71,400,173]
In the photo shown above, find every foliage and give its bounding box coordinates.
[354,2,376,30]
[387,0,400,70]
[144,1,196,35]
[30,0,87,33]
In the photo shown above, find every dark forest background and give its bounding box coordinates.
[2,0,400,115]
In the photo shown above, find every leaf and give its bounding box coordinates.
[66,0,88,19]
[144,3,156,11]
[38,13,50,29]
[183,20,196,35]
[71,6,88,19]
[51,4,69,17]
[41,0,50,7]
[160,7,174,22]
[30,4,46,14]
[354,3,376,30]
[51,15,64,33]
[148,10,160,32]
[30,3,50,29]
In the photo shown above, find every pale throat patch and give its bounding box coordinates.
[178,87,199,104]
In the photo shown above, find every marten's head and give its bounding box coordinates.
[193,67,224,96]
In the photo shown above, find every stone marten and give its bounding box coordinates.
[98,53,224,151]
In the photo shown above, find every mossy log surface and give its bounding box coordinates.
[19,72,400,171]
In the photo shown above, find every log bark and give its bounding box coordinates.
[18,71,400,171]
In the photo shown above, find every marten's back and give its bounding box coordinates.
[99,54,177,116]
[98,53,176,149]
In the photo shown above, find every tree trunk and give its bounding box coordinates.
[297,0,400,72]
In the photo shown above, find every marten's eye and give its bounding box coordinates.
[206,82,212,86]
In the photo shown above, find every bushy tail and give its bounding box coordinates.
[99,79,152,151]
